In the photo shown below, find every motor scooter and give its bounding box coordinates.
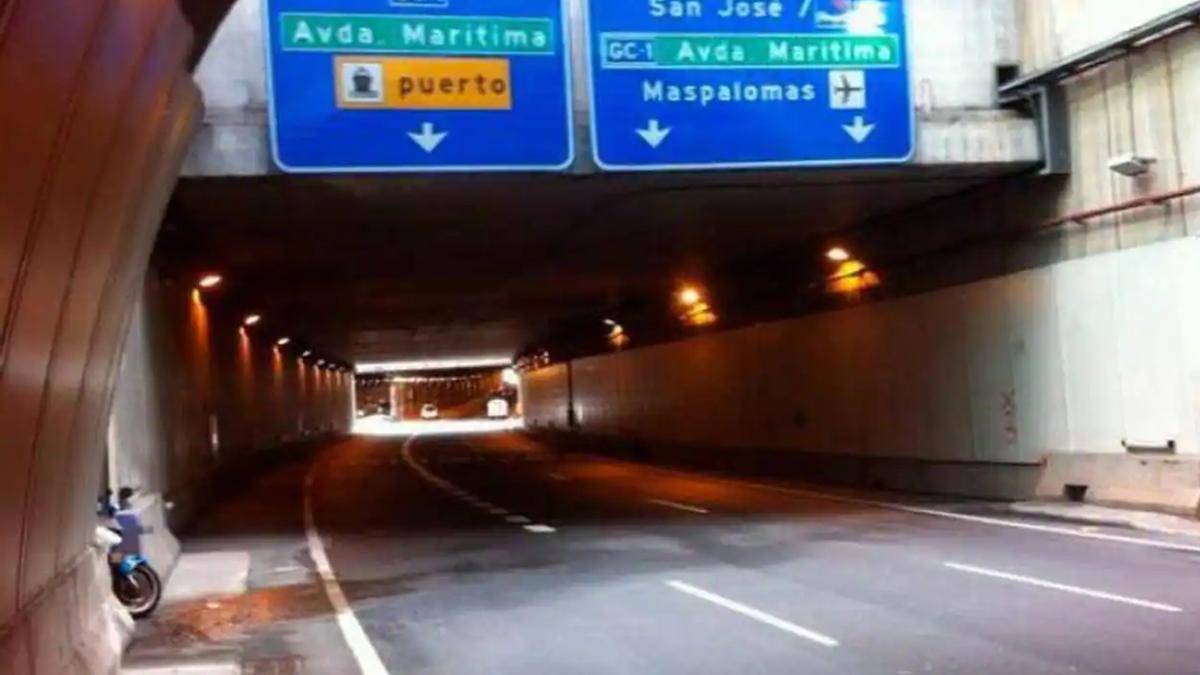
[97,488,162,619]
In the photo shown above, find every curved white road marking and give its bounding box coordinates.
[649,498,710,514]
[403,436,556,534]
[667,581,839,647]
[304,463,390,675]
[944,562,1183,613]
[600,455,1200,554]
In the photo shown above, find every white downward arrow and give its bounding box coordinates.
[636,119,672,148]
[842,116,875,143]
[408,122,448,153]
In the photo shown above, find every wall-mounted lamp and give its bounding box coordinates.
[1108,153,1156,177]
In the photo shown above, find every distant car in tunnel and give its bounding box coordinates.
[486,397,511,419]
[420,403,439,420]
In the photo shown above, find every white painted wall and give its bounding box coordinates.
[525,236,1200,462]
[1019,0,1197,68]
[1049,30,1200,249]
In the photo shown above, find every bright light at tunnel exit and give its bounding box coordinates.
[354,417,524,437]
[501,367,520,386]
[356,356,513,374]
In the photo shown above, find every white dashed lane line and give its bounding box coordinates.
[667,580,839,648]
[402,436,556,534]
[943,562,1184,613]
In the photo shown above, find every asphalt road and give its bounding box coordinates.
[128,427,1200,674]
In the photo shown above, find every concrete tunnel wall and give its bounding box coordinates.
[106,272,355,575]
[524,15,1200,514]
[0,0,201,671]
[523,235,1200,506]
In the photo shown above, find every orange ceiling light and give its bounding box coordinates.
[678,286,702,307]
[197,273,223,289]
[825,247,851,262]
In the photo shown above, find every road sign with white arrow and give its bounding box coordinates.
[264,0,574,172]
[584,0,914,171]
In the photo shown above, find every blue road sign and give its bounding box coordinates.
[585,0,914,171]
[264,0,574,172]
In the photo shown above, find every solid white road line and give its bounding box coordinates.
[649,498,710,514]
[943,562,1183,613]
[667,581,839,648]
[304,465,390,675]
[608,457,1200,554]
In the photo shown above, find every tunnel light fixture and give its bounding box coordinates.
[826,246,852,262]
[676,285,716,327]
[678,286,702,307]
[683,304,718,327]
[243,313,262,327]
[302,350,312,358]
[317,359,326,366]
[827,260,882,295]
[1107,153,1156,177]
[197,273,223,289]
[276,337,291,346]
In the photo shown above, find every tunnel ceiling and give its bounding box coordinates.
[161,167,1009,364]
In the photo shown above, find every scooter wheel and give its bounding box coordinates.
[115,565,162,619]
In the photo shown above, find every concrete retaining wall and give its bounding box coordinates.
[523,235,1200,509]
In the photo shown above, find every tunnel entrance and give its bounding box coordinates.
[7,0,1200,673]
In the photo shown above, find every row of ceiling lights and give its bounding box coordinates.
[194,273,353,373]
[594,245,876,353]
